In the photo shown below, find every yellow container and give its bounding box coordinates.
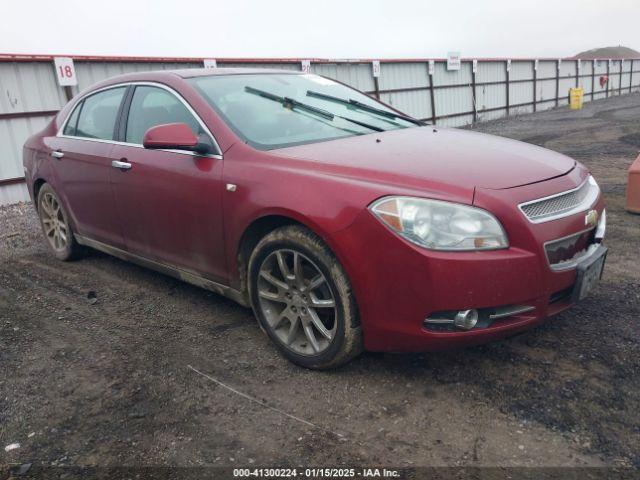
[569,87,584,110]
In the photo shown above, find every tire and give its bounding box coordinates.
[37,183,83,261]
[248,225,363,369]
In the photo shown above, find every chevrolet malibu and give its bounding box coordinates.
[23,68,607,369]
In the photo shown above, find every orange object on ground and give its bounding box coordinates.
[627,154,640,214]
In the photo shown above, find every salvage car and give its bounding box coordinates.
[23,68,607,369]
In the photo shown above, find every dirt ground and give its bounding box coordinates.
[1,93,639,473]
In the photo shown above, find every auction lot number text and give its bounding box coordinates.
[234,468,400,478]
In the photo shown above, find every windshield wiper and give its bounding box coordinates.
[244,86,384,133]
[306,90,425,126]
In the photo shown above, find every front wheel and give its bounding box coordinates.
[248,225,363,369]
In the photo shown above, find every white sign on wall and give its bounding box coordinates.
[372,60,380,78]
[577,59,582,71]
[557,59,562,71]
[472,59,478,73]
[428,60,435,75]
[506,59,511,72]
[53,57,77,86]
[534,59,539,71]
[301,60,311,74]
[203,59,217,68]
[446,52,461,71]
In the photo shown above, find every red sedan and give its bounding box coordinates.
[23,68,607,369]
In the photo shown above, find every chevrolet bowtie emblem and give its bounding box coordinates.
[585,209,599,228]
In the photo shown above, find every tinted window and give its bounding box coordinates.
[63,102,82,136]
[125,86,202,144]
[188,74,416,150]
[75,87,126,140]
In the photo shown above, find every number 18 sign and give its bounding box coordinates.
[54,57,78,86]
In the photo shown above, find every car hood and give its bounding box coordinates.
[272,126,576,191]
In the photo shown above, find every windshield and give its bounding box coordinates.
[188,73,420,150]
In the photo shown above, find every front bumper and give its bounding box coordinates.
[330,170,605,353]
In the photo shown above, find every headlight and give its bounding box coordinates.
[369,196,509,251]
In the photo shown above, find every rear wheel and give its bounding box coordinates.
[248,225,363,369]
[37,183,83,261]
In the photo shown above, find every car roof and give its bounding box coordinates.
[76,67,303,101]
[173,67,300,78]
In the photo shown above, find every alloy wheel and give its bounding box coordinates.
[257,249,337,356]
[40,192,69,252]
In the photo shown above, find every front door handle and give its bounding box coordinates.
[111,160,132,170]
[51,150,64,159]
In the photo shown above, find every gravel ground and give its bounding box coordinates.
[1,94,639,473]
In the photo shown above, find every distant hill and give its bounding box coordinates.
[574,46,640,59]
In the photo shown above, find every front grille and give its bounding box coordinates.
[519,179,598,223]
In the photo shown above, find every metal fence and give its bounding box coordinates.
[1,53,639,205]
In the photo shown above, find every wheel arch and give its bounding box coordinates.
[236,214,303,298]
[235,210,344,298]
[32,178,80,234]
[32,178,48,210]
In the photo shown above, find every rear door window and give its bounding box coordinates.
[125,86,204,145]
[75,87,126,140]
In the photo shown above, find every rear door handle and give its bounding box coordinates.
[51,150,64,159]
[111,160,132,170]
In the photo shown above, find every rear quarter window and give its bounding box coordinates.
[63,102,82,136]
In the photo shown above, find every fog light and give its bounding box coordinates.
[454,309,479,330]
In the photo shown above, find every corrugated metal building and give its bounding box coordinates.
[1,54,639,205]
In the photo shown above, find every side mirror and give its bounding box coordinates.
[143,123,212,154]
